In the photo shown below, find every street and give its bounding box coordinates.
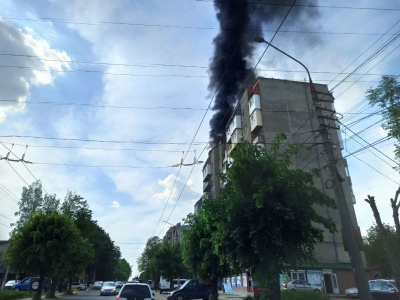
[69,288,168,300]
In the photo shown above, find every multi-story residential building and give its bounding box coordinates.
[163,222,190,245]
[201,77,364,295]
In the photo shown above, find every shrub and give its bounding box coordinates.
[0,290,35,300]
[280,290,329,300]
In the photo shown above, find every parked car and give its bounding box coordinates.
[281,280,321,293]
[345,279,399,299]
[115,281,123,288]
[159,277,188,293]
[100,281,117,296]
[92,281,104,290]
[167,279,212,300]
[71,282,86,291]
[12,277,49,291]
[4,280,20,290]
[116,282,153,300]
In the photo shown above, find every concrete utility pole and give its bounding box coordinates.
[253,36,372,300]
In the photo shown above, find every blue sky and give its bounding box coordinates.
[0,0,399,277]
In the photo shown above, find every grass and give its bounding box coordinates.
[240,291,330,300]
[0,290,35,300]
[279,291,329,300]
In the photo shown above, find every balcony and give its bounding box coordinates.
[248,94,261,114]
[202,164,212,181]
[226,115,242,142]
[226,129,243,155]
[250,110,263,132]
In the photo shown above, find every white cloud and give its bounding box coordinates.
[0,20,71,121]
[111,200,120,208]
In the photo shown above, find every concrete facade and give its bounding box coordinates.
[201,78,366,295]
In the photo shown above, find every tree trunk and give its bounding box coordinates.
[211,277,219,300]
[267,272,281,300]
[390,187,400,243]
[366,195,400,283]
[48,276,59,298]
[33,274,45,300]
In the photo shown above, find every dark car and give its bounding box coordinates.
[345,279,399,299]
[167,279,212,300]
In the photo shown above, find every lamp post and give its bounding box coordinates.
[253,36,372,300]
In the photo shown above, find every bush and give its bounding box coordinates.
[280,291,329,300]
[257,291,329,300]
[0,290,35,300]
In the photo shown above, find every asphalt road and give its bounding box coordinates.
[71,288,168,300]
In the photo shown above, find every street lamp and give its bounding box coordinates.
[163,220,174,226]
[253,36,372,300]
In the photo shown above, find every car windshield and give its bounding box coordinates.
[120,285,151,299]
[104,282,115,286]
[178,280,191,290]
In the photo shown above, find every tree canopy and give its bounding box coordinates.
[182,200,232,299]
[4,211,93,300]
[366,75,400,166]
[208,137,336,299]
[364,224,400,279]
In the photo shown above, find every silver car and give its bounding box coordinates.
[100,281,118,296]
[345,279,399,299]
[282,280,321,292]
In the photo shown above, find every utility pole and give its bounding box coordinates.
[253,36,372,300]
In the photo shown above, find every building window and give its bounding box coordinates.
[291,271,306,281]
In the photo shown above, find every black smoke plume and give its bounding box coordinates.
[208,0,320,145]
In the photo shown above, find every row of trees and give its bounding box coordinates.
[362,75,400,283]
[137,237,189,291]
[3,180,131,300]
[139,136,337,300]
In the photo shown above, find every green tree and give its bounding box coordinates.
[13,180,60,230]
[182,200,232,299]
[155,242,187,291]
[364,224,400,278]
[214,137,336,300]
[4,212,91,300]
[137,237,162,283]
[114,258,132,281]
[366,75,400,166]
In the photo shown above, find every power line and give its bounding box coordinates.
[0,135,207,145]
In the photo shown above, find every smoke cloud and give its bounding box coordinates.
[208,0,321,145]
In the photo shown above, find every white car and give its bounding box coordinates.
[71,282,86,291]
[116,282,153,300]
[92,281,104,290]
[282,280,321,292]
[4,280,20,290]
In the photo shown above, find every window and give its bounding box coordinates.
[291,272,306,281]
[120,285,151,298]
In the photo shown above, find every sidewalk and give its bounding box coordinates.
[219,287,252,299]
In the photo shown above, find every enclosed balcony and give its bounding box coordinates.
[250,110,263,132]
[226,115,242,143]
[248,94,261,114]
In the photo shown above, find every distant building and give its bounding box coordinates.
[163,222,190,244]
[200,77,364,295]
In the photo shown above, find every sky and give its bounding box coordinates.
[0,0,399,278]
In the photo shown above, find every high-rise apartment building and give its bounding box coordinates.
[201,77,365,294]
